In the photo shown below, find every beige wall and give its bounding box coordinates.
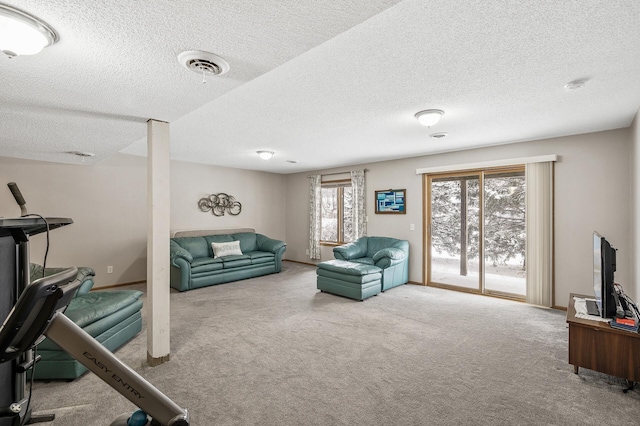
[1,154,147,287]
[2,126,634,304]
[171,160,286,240]
[285,128,632,308]
[0,153,286,288]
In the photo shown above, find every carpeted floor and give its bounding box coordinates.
[30,261,638,425]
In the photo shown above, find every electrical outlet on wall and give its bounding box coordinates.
[410,224,415,231]
[107,265,113,274]
[305,249,310,255]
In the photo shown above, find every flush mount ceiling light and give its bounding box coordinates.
[257,151,274,160]
[0,4,58,57]
[178,50,230,84]
[415,109,444,127]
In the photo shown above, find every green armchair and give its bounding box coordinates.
[333,236,409,291]
[28,264,143,380]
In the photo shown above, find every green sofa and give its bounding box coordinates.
[317,236,409,300]
[170,228,286,292]
[29,264,143,380]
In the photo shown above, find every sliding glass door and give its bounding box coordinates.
[428,173,481,290]
[483,170,526,297]
[426,167,525,299]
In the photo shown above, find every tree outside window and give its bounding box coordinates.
[321,181,354,244]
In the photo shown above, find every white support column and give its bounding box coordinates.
[147,119,171,366]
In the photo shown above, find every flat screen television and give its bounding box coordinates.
[593,231,617,318]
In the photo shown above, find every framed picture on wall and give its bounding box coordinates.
[375,189,406,214]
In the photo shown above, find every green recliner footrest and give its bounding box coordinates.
[317,260,381,277]
[316,260,382,301]
[65,290,143,328]
[32,290,143,380]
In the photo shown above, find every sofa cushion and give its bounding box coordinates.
[317,259,381,276]
[316,268,381,284]
[366,237,403,258]
[212,240,243,258]
[350,257,374,265]
[64,290,143,328]
[232,232,258,252]
[174,237,209,259]
[191,257,223,273]
[333,240,367,260]
[221,254,252,268]
[245,251,275,265]
[191,257,222,267]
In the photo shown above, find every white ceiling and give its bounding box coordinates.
[1,1,639,174]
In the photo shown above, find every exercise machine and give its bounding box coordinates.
[0,268,189,426]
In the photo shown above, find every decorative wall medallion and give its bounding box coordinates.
[198,193,242,216]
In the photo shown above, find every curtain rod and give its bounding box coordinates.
[308,168,368,178]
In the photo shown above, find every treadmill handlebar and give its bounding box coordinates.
[0,267,79,363]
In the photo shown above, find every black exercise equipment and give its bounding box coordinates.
[0,269,189,426]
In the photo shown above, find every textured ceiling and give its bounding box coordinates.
[1,0,639,173]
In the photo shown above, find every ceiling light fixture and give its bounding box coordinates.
[257,151,274,160]
[0,4,58,57]
[415,109,444,127]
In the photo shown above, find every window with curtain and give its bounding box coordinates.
[309,175,321,260]
[321,179,354,244]
[309,170,366,257]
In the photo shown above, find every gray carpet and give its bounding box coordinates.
[30,261,638,425]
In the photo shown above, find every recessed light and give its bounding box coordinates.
[430,132,448,139]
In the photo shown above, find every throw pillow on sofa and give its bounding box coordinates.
[212,240,243,258]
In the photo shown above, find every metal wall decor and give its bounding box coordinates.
[198,193,242,216]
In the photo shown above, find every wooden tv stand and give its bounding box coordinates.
[567,293,640,391]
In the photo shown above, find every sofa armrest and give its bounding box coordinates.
[170,240,193,265]
[333,242,366,260]
[372,248,406,269]
[74,267,96,295]
[30,263,95,296]
[256,234,286,253]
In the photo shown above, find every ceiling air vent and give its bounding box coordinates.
[178,50,230,82]
[429,132,448,139]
